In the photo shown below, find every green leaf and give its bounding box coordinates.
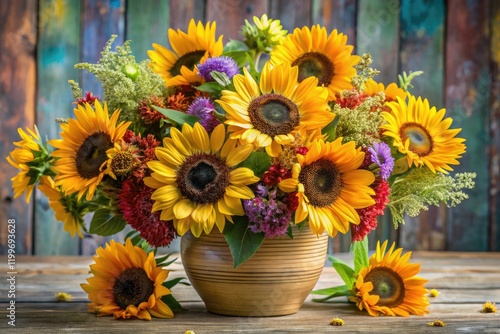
[88,209,127,236]
[221,50,249,67]
[311,285,352,303]
[237,151,271,178]
[154,106,199,126]
[223,215,265,268]
[352,237,369,275]
[164,277,190,289]
[195,81,225,95]
[210,70,232,86]
[224,39,248,52]
[328,255,356,288]
[161,293,185,312]
[322,115,338,141]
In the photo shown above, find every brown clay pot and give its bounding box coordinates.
[180,226,329,316]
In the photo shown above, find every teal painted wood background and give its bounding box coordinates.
[1,0,499,255]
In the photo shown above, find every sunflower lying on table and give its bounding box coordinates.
[7,14,475,319]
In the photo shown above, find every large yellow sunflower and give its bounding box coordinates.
[49,101,131,201]
[381,95,466,173]
[270,25,360,100]
[6,126,43,202]
[148,19,224,87]
[218,62,333,157]
[37,176,84,238]
[278,138,375,237]
[349,241,429,317]
[81,238,173,320]
[144,123,260,237]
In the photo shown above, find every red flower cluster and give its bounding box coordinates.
[76,92,98,106]
[262,164,292,186]
[351,179,390,242]
[335,90,368,109]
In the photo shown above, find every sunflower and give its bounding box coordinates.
[218,62,333,157]
[36,176,84,238]
[278,138,375,237]
[270,25,360,100]
[6,126,43,203]
[144,123,260,237]
[364,79,406,102]
[49,101,131,201]
[349,241,429,317]
[81,238,173,320]
[148,19,223,87]
[381,95,466,173]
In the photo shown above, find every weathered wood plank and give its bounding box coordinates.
[125,0,170,61]
[356,0,399,85]
[169,0,206,31]
[206,0,267,42]
[35,0,82,256]
[269,0,312,33]
[398,0,447,251]
[311,0,357,44]
[444,0,491,251]
[490,0,500,251]
[0,0,37,255]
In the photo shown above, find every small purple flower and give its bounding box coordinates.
[368,141,395,180]
[187,97,220,132]
[243,190,291,238]
[198,56,239,82]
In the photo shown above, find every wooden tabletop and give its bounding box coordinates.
[0,252,499,333]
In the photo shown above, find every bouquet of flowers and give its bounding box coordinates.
[7,15,475,320]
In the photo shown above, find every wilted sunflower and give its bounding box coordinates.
[148,19,223,87]
[278,138,375,237]
[144,123,260,237]
[37,176,84,238]
[49,101,130,201]
[81,239,173,320]
[6,126,44,202]
[270,25,360,100]
[350,241,430,317]
[218,62,333,157]
[381,95,466,173]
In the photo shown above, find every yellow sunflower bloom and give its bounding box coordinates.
[37,176,84,238]
[144,123,260,237]
[349,241,430,317]
[381,95,466,173]
[49,101,131,201]
[6,126,43,203]
[364,79,406,102]
[81,239,173,320]
[270,25,361,100]
[218,62,333,157]
[148,19,223,87]
[278,138,375,237]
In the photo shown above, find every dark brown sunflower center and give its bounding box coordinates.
[248,93,300,137]
[364,267,405,308]
[76,132,113,179]
[170,50,206,77]
[292,52,335,86]
[299,158,342,207]
[113,267,155,309]
[111,151,136,177]
[399,122,433,157]
[176,153,230,204]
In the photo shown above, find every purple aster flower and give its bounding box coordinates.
[368,142,395,180]
[243,190,291,238]
[197,56,239,82]
[187,97,220,132]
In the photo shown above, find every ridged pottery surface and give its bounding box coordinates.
[180,227,329,316]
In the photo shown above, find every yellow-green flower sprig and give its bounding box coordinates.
[242,14,287,56]
[351,53,380,91]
